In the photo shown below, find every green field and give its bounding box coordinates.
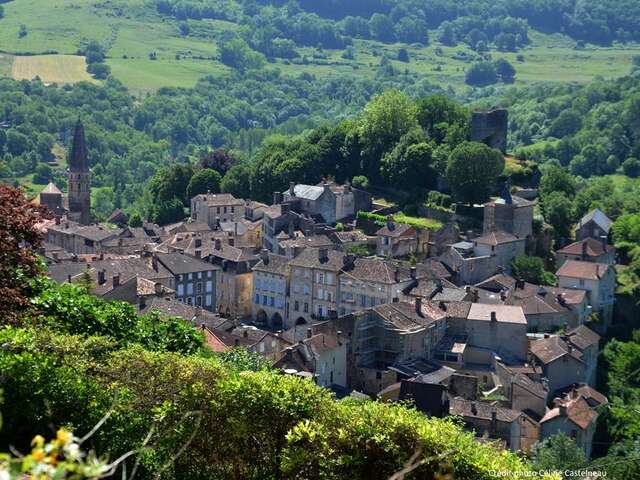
[0,0,639,93]
[0,54,13,76]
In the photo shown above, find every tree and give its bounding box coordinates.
[438,22,456,46]
[358,90,419,180]
[539,165,576,199]
[368,14,395,42]
[542,191,575,241]
[147,163,194,206]
[179,22,190,36]
[84,40,105,64]
[551,109,582,138]
[465,62,498,87]
[397,48,409,63]
[87,62,111,79]
[0,6,4,19]
[219,38,266,71]
[380,129,434,189]
[33,163,53,184]
[18,24,27,38]
[511,254,555,285]
[351,175,369,189]
[221,163,252,198]
[186,168,222,199]
[445,141,505,204]
[531,433,586,472]
[199,148,237,175]
[416,95,470,145]
[622,157,640,178]
[495,32,517,51]
[0,185,49,324]
[128,212,143,227]
[150,197,185,225]
[494,58,516,83]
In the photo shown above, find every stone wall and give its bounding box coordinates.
[470,109,508,153]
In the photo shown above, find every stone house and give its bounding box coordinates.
[205,240,259,319]
[288,248,344,325]
[530,335,586,394]
[556,260,616,329]
[283,181,371,225]
[575,208,612,242]
[472,231,526,273]
[438,241,498,286]
[252,252,290,331]
[274,331,348,388]
[46,220,121,255]
[483,194,535,239]
[190,193,245,227]
[556,238,616,267]
[540,395,598,459]
[375,220,430,258]
[449,397,524,451]
[314,299,447,395]
[155,252,220,311]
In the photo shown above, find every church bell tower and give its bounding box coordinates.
[67,119,91,225]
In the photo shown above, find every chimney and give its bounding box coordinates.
[234,338,240,347]
[600,235,608,252]
[307,328,313,339]
[318,248,328,262]
[490,411,497,433]
[215,239,222,250]
[392,297,399,303]
[439,301,447,311]
[473,289,479,302]
[55,216,61,225]
[195,238,202,248]
[228,238,235,247]
[500,289,507,301]
[154,282,163,296]
[415,297,423,316]
[289,182,295,196]
[471,402,477,416]
[386,215,394,230]
[260,248,269,265]
[544,333,550,339]
[273,191,283,205]
[195,250,201,259]
[67,274,72,283]
[490,311,497,322]
[288,221,295,238]
[465,285,471,293]
[342,254,355,270]
[344,181,351,193]
[410,266,417,279]
[151,255,158,272]
[581,240,588,260]
[243,330,249,338]
[112,273,120,287]
[559,404,568,416]
[323,182,331,192]
[98,269,106,285]
[138,296,146,310]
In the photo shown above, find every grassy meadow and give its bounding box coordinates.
[0,0,639,94]
[11,55,94,83]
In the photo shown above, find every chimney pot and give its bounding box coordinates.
[490,311,497,322]
[410,266,417,279]
[98,269,106,285]
[307,328,313,339]
[154,282,163,296]
[415,297,423,316]
[289,182,296,196]
[215,239,222,250]
[112,273,120,287]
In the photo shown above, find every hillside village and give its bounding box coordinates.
[34,114,620,461]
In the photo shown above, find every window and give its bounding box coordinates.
[178,274,183,281]
[177,285,184,296]
[304,302,309,313]
[327,273,334,285]
[207,271,212,278]
[294,301,299,311]
[197,272,202,279]
[216,207,220,214]
[579,279,585,287]
[262,295,268,305]
[255,294,260,304]
[206,281,213,292]
[223,206,227,214]
[187,283,194,295]
[196,283,202,293]
[206,295,212,306]
[188,273,193,280]
[187,297,193,305]
[196,296,202,306]
[269,297,275,307]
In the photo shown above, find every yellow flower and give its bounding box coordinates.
[31,450,45,462]
[56,429,72,446]
[31,435,45,448]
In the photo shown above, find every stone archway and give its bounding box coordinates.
[256,309,268,326]
[295,317,307,326]
[271,312,283,331]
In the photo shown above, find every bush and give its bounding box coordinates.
[622,157,640,178]
[351,175,369,189]
[465,62,498,86]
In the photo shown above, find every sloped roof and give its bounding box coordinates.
[557,237,614,257]
[289,184,325,200]
[474,231,521,246]
[376,222,414,237]
[450,397,521,423]
[156,252,219,275]
[556,260,612,280]
[41,182,62,195]
[530,336,583,365]
[467,304,527,325]
[289,247,345,271]
[540,396,596,430]
[577,208,612,233]
[565,325,600,350]
[253,253,290,276]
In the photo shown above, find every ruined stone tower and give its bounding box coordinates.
[67,119,91,225]
[470,109,508,153]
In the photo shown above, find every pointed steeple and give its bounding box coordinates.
[69,118,88,172]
